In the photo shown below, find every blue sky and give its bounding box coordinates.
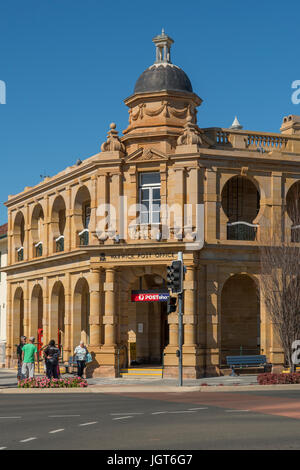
[0,0,299,224]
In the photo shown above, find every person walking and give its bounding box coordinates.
[43,340,60,379]
[74,341,88,378]
[17,336,26,380]
[21,336,37,379]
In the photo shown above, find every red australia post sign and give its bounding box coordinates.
[131,290,170,302]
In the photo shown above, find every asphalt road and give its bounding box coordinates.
[0,390,300,450]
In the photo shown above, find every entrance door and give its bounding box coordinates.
[129,300,168,366]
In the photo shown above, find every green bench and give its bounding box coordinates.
[226,355,270,376]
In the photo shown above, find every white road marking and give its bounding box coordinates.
[0,416,22,419]
[49,429,64,434]
[110,413,143,416]
[225,410,249,412]
[79,421,98,426]
[152,411,168,415]
[168,411,197,414]
[20,437,37,443]
[48,415,80,417]
[112,416,133,420]
[187,408,208,411]
[0,447,7,450]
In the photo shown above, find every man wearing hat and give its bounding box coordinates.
[21,337,38,379]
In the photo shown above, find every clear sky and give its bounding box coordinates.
[0,0,299,224]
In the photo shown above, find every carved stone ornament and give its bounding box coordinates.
[129,102,196,123]
[101,123,125,153]
[177,116,206,147]
[126,147,168,163]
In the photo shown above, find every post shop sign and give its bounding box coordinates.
[131,290,170,302]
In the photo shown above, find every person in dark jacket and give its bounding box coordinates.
[43,340,60,379]
[17,336,26,380]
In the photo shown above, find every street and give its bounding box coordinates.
[0,389,300,450]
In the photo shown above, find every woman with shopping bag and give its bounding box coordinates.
[74,341,92,378]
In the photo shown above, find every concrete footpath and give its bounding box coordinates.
[1,368,300,393]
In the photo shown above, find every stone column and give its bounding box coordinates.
[64,273,72,357]
[168,317,178,346]
[43,196,50,257]
[183,266,197,346]
[6,282,12,365]
[206,265,220,375]
[90,175,98,244]
[64,186,72,251]
[271,172,283,240]
[42,277,49,346]
[103,268,116,346]
[173,167,185,239]
[25,204,30,261]
[7,211,12,266]
[205,167,218,243]
[23,280,30,339]
[89,268,102,347]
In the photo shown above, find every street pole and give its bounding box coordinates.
[178,251,183,387]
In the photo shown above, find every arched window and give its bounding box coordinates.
[51,196,66,252]
[221,176,260,240]
[286,181,300,242]
[31,204,44,257]
[13,212,25,261]
[74,186,91,246]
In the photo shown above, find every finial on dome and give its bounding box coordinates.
[152,29,174,64]
[230,116,243,130]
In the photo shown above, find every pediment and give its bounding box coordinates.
[126,147,169,163]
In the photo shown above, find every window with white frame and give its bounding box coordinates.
[139,172,161,224]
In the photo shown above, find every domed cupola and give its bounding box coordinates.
[134,30,193,94]
[123,30,202,155]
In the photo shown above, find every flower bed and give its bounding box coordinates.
[18,376,88,388]
[257,373,300,385]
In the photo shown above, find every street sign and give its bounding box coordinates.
[131,290,170,302]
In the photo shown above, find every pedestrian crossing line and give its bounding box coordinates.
[20,437,37,443]
[49,429,65,434]
[78,421,98,426]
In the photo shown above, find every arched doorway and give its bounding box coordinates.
[50,281,65,353]
[127,274,169,366]
[12,287,24,353]
[31,285,43,339]
[221,274,260,364]
[73,278,90,349]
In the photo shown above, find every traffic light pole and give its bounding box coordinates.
[178,251,183,387]
[178,290,183,387]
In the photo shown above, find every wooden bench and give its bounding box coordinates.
[61,356,78,375]
[226,355,270,376]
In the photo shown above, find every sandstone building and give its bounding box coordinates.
[5,31,300,377]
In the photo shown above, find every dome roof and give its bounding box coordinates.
[133,30,193,95]
[134,63,193,94]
